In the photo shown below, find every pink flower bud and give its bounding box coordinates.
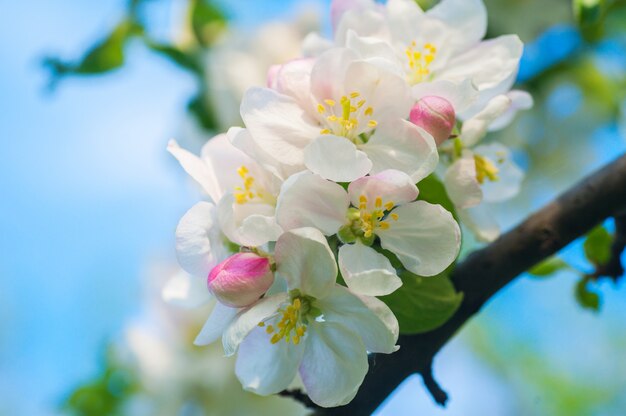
[208,253,274,308]
[410,96,456,146]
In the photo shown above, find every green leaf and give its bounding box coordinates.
[44,20,141,86]
[583,225,612,266]
[190,0,227,47]
[187,92,219,131]
[416,174,456,218]
[574,277,601,311]
[380,270,463,334]
[573,0,608,41]
[528,257,569,278]
[145,40,202,74]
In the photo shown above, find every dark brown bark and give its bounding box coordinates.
[309,154,626,415]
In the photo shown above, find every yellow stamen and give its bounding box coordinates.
[474,154,500,184]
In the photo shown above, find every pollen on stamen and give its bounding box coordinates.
[368,120,378,128]
[317,103,326,114]
[385,201,395,211]
[391,213,399,221]
[365,107,374,116]
[324,99,336,106]
[375,197,383,208]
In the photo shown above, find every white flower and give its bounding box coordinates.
[214,228,399,408]
[275,170,461,291]
[442,96,525,243]
[308,0,524,119]
[239,47,437,182]
[168,133,283,248]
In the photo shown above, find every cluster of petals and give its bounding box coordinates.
[166,0,532,408]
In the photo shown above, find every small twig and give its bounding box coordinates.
[278,389,318,410]
[419,362,448,406]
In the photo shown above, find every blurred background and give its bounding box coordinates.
[1,0,626,414]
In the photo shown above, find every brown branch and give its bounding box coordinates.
[304,154,626,415]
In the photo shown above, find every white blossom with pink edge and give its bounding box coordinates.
[275,170,461,290]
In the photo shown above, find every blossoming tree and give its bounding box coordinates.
[51,0,626,414]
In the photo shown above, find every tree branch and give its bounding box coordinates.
[308,154,626,415]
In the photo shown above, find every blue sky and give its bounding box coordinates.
[1,1,626,415]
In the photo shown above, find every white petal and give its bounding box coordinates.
[199,133,262,202]
[275,228,337,299]
[459,204,500,242]
[345,30,403,77]
[217,194,282,247]
[222,293,289,356]
[438,35,523,94]
[343,60,412,122]
[338,243,401,296]
[411,79,479,114]
[461,94,512,147]
[336,8,391,47]
[161,270,212,309]
[240,87,319,167]
[299,322,368,407]
[167,139,220,202]
[488,90,534,131]
[304,135,373,182]
[331,0,377,31]
[348,169,418,211]
[302,32,335,57]
[318,286,399,353]
[474,142,524,203]
[427,0,487,50]
[311,48,358,104]
[362,119,438,182]
[175,202,227,278]
[235,326,305,395]
[443,152,483,209]
[275,171,349,235]
[194,302,240,346]
[227,126,296,182]
[378,201,461,276]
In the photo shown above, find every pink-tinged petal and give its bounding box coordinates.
[348,169,418,211]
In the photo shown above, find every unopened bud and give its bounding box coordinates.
[208,253,274,308]
[410,96,456,146]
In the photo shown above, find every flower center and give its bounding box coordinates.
[405,41,437,85]
[233,166,275,205]
[317,91,378,140]
[259,295,314,345]
[357,195,398,237]
[474,154,500,184]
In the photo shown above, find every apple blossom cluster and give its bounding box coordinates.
[168,0,531,408]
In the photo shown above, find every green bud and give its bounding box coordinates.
[337,225,357,244]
